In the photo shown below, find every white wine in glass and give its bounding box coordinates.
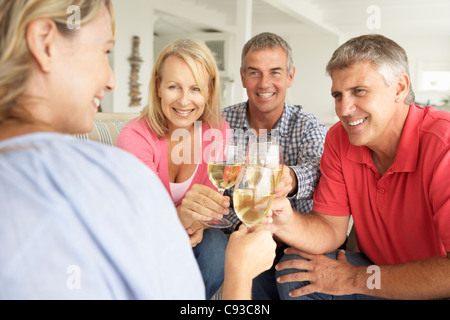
[233,165,274,228]
[270,163,283,189]
[207,162,242,192]
[204,130,244,228]
[247,131,284,189]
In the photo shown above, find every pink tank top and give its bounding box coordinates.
[169,124,201,204]
[170,164,199,203]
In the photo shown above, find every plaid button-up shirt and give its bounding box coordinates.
[222,101,328,232]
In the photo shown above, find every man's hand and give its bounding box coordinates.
[276,248,363,297]
[274,165,297,198]
[264,197,295,234]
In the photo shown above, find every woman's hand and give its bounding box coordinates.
[186,220,204,247]
[222,224,276,299]
[226,224,276,280]
[177,184,230,227]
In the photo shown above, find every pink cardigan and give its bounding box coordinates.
[117,117,230,207]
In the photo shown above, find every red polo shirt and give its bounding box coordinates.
[313,104,450,265]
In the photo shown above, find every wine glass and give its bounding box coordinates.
[233,164,275,228]
[247,130,284,189]
[204,129,244,228]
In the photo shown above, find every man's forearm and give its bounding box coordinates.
[355,255,450,300]
[275,210,348,255]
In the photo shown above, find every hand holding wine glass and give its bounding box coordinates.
[204,129,244,228]
[222,223,276,299]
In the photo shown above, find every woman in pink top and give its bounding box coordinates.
[117,39,229,299]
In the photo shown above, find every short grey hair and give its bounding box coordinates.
[326,34,415,105]
[241,32,294,76]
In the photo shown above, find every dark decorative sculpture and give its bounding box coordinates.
[128,36,143,107]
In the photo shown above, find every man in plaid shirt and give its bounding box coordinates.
[223,32,328,232]
[222,32,328,299]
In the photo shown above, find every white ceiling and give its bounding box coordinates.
[154,0,450,39]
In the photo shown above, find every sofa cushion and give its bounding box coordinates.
[74,113,139,146]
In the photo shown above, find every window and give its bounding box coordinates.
[422,71,450,91]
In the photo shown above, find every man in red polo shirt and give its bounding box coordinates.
[270,34,450,300]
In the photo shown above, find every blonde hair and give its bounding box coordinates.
[142,38,222,137]
[0,0,115,121]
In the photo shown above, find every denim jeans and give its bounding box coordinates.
[193,228,228,299]
[275,250,382,300]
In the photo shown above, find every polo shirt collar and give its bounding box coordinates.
[393,104,421,172]
[346,104,421,173]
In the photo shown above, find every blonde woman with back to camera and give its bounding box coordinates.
[0,0,275,300]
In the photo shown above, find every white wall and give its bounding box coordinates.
[286,30,339,125]
[106,0,342,125]
[104,0,154,113]
[400,35,450,108]
[251,24,340,125]
[105,0,450,121]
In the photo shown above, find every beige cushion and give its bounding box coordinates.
[74,113,139,146]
